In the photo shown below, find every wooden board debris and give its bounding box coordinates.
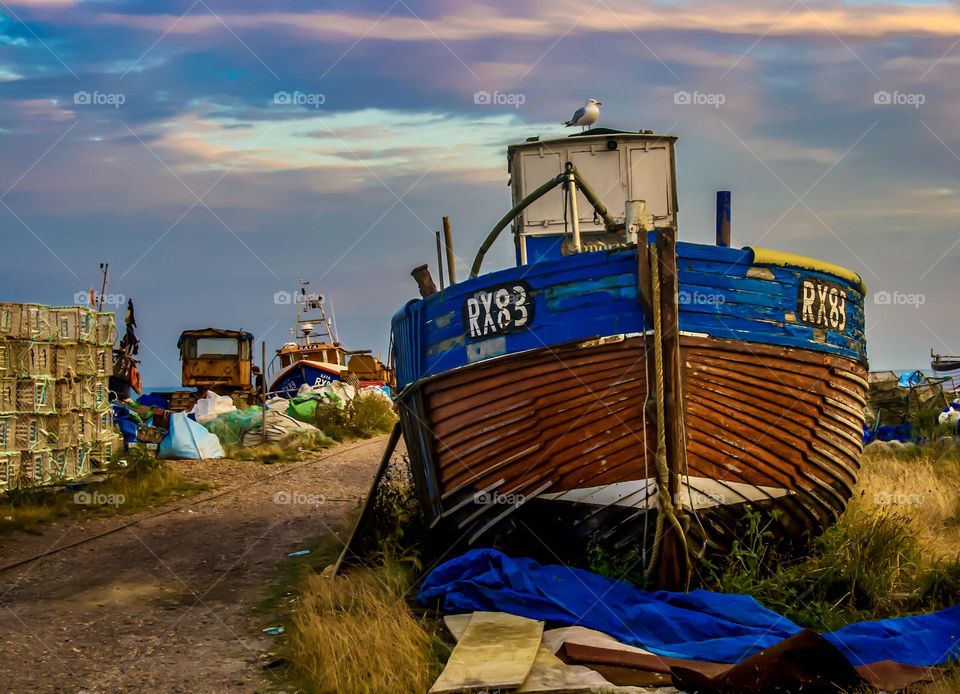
[430,611,543,693]
[443,613,672,694]
[542,626,658,658]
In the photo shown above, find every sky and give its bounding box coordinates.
[1,0,959,383]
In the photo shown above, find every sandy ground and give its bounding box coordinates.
[0,436,390,693]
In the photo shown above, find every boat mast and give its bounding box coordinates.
[294,279,335,347]
[328,296,341,344]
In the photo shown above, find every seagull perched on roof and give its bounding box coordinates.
[563,98,602,130]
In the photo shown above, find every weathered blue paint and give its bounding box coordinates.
[392,242,866,390]
[525,235,568,265]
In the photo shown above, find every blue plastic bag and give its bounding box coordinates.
[158,412,224,459]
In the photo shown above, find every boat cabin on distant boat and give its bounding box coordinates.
[276,341,347,372]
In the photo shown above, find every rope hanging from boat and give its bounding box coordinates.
[645,244,691,586]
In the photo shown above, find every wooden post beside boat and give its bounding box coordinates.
[627,200,653,318]
[443,216,457,285]
[435,230,445,290]
[331,422,403,576]
[261,340,268,446]
[716,191,731,247]
[652,223,691,591]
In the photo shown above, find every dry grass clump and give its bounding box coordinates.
[857,442,960,556]
[287,563,437,694]
[706,443,960,632]
[915,668,960,693]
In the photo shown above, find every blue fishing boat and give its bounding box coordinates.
[268,281,348,397]
[268,281,396,397]
[391,128,867,586]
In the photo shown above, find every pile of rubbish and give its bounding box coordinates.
[865,369,959,444]
[111,392,228,460]
[110,382,391,461]
[420,549,959,693]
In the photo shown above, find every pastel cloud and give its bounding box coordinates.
[86,2,960,42]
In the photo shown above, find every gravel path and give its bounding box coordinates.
[0,436,390,693]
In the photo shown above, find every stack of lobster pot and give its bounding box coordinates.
[0,302,119,490]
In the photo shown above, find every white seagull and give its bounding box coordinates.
[563,98,602,130]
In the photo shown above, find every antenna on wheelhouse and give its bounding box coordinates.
[295,279,334,346]
[328,296,341,344]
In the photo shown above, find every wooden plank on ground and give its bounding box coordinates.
[443,614,658,693]
[430,611,542,693]
[541,626,658,658]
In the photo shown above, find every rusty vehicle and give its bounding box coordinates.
[170,328,257,410]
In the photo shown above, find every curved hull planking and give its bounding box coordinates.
[391,242,868,561]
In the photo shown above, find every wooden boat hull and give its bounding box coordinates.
[392,242,867,563]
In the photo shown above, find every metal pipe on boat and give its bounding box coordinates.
[716,191,731,247]
[435,230,445,290]
[565,164,582,253]
[624,200,647,244]
[470,172,566,278]
[628,200,654,318]
[468,165,613,277]
[571,167,617,230]
[410,264,438,298]
[443,216,457,285]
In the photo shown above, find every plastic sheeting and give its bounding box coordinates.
[286,397,319,424]
[295,381,356,409]
[137,392,170,410]
[939,402,960,431]
[112,401,142,444]
[202,407,263,447]
[189,390,237,423]
[863,422,913,444]
[159,412,224,459]
[240,410,323,448]
[897,370,925,388]
[418,549,960,669]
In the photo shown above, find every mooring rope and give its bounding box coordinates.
[645,245,690,584]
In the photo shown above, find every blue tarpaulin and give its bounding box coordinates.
[111,402,141,444]
[897,370,925,388]
[138,392,171,410]
[418,549,960,668]
[863,422,913,444]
